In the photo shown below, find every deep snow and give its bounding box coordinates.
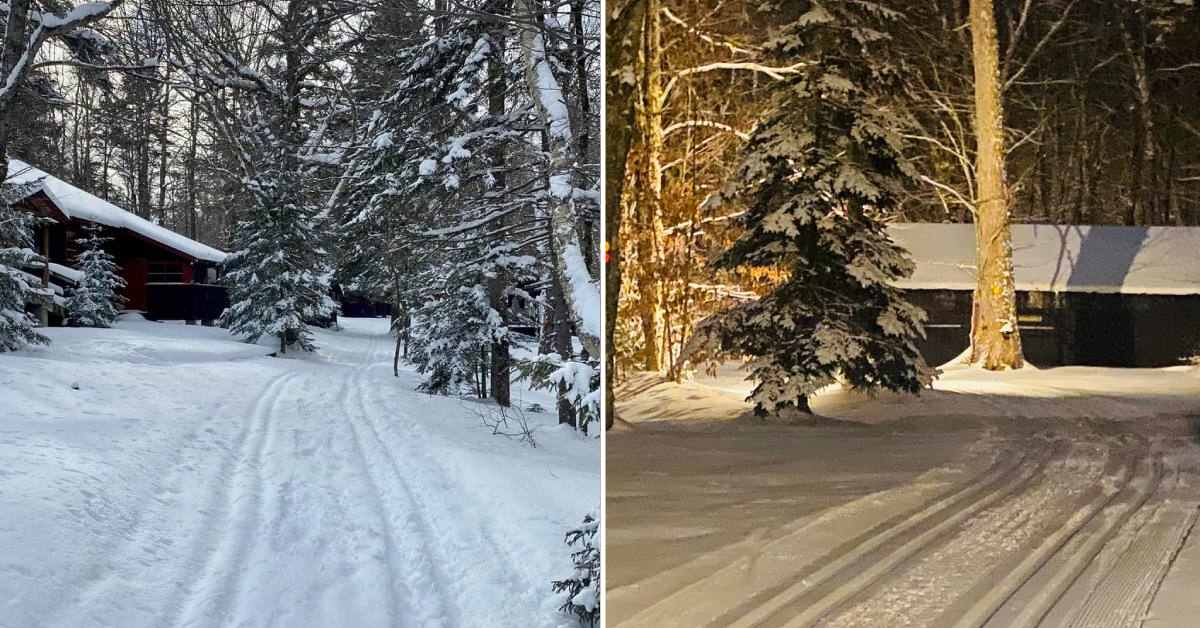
[0,316,598,628]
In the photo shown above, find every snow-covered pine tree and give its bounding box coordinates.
[65,224,126,327]
[0,182,48,351]
[683,2,933,416]
[219,114,336,354]
[334,14,495,369]
[336,3,546,400]
[408,270,497,397]
[551,510,600,627]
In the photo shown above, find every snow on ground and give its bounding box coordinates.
[618,359,1200,425]
[0,316,598,628]
[612,362,1200,627]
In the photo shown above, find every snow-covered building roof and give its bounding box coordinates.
[888,223,1200,296]
[6,159,227,263]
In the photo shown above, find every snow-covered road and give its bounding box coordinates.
[0,317,598,628]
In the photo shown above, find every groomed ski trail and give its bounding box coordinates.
[6,318,598,628]
[609,419,1200,628]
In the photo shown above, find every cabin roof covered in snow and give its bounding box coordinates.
[6,159,227,263]
[888,223,1200,296]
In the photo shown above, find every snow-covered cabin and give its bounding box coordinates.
[888,223,1200,367]
[7,159,228,325]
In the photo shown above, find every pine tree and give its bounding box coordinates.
[0,182,48,351]
[551,510,600,627]
[683,2,934,416]
[66,224,126,328]
[409,275,497,397]
[219,116,336,354]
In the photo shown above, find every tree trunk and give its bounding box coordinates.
[157,75,171,227]
[633,0,665,373]
[518,0,600,359]
[551,272,577,427]
[604,0,645,430]
[187,100,199,239]
[968,0,1024,370]
[487,5,511,408]
[0,0,33,168]
[1122,8,1155,226]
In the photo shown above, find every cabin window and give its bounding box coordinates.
[205,267,218,284]
[148,262,184,283]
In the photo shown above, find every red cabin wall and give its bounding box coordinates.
[122,258,148,310]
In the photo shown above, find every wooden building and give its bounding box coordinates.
[9,159,228,325]
[889,223,1200,368]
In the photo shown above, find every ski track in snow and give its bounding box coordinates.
[0,318,597,628]
[609,419,1200,628]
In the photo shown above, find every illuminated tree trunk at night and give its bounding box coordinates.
[633,0,665,373]
[968,0,1024,370]
[605,0,645,428]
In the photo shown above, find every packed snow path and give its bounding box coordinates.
[0,317,598,628]
[608,417,1200,628]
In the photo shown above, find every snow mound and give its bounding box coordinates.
[618,362,1200,424]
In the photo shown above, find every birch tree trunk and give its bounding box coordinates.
[518,0,600,359]
[968,0,1024,370]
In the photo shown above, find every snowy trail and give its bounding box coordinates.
[0,317,597,628]
[608,418,1200,628]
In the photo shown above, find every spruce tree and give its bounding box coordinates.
[0,182,48,351]
[684,2,933,415]
[220,116,336,354]
[66,224,126,328]
[551,510,600,627]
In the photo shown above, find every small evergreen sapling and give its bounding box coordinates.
[0,181,48,351]
[66,224,126,328]
[683,3,934,415]
[551,510,600,627]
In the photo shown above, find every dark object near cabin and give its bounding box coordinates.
[890,223,1200,368]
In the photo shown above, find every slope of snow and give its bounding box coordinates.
[7,159,227,263]
[889,222,1200,295]
[618,361,1200,424]
[0,317,597,628]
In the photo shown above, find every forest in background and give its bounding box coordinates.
[606,0,1200,390]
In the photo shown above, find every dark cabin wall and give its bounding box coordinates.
[906,289,1200,368]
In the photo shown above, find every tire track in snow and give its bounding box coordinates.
[170,370,301,628]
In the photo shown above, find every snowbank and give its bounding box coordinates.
[617,361,1200,424]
